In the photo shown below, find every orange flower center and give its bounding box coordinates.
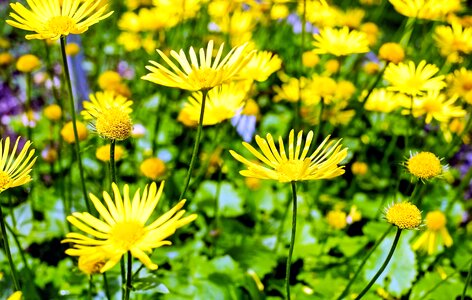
[46,16,78,36]
[110,221,145,251]
[425,211,447,231]
[95,107,132,140]
[422,98,442,113]
[0,171,11,190]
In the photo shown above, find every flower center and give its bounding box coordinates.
[95,107,132,140]
[276,159,310,181]
[0,171,11,190]
[385,202,422,229]
[188,67,218,89]
[462,78,472,91]
[425,211,446,231]
[46,16,77,36]
[407,152,442,179]
[422,98,442,113]
[405,77,424,91]
[109,221,145,251]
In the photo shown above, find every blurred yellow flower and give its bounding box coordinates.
[302,50,320,68]
[0,52,14,66]
[434,22,472,62]
[327,210,347,229]
[364,61,380,74]
[98,71,122,91]
[82,91,133,141]
[61,121,88,144]
[182,82,247,126]
[65,43,80,56]
[237,51,282,82]
[446,67,472,104]
[406,151,443,180]
[389,0,462,20]
[0,137,36,193]
[143,40,253,91]
[384,202,422,229]
[62,181,197,272]
[378,42,405,64]
[96,144,126,162]
[7,291,22,300]
[6,0,113,40]
[363,88,405,113]
[16,54,40,73]
[140,157,166,180]
[408,90,466,124]
[384,60,446,96]
[324,59,340,75]
[412,211,452,254]
[313,26,370,57]
[43,104,62,121]
[230,130,347,182]
[351,161,368,175]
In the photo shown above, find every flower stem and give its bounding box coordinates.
[0,205,20,290]
[462,259,472,300]
[285,181,298,300]
[110,139,117,185]
[354,228,402,300]
[336,226,392,300]
[60,36,90,213]
[124,251,133,300]
[360,65,387,106]
[103,273,111,300]
[179,89,208,201]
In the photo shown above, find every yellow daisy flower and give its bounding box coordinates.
[62,181,197,272]
[407,90,466,124]
[412,210,453,255]
[326,210,347,230]
[229,130,348,182]
[389,0,462,20]
[237,51,282,82]
[181,82,247,126]
[434,22,472,61]
[384,202,422,229]
[446,67,472,104]
[363,88,406,113]
[81,91,133,141]
[6,0,113,40]
[312,26,370,57]
[406,151,444,180]
[383,60,446,96]
[95,144,126,162]
[0,137,37,193]
[142,40,253,91]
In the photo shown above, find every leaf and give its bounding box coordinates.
[410,267,467,300]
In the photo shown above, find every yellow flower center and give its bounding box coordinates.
[462,78,472,91]
[276,159,310,181]
[452,39,467,53]
[188,67,218,90]
[46,16,78,36]
[385,202,422,229]
[422,98,442,113]
[407,152,442,179]
[405,77,423,91]
[110,221,145,251]
[95,107,132,140]
[0,171,11,190]
[425,211,446,231]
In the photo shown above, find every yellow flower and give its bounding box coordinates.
[43,104,62,121]
[360,22,379,45]
[0,137,36,193]
[142,40,253,91]
[407,90,466,124]
[326,210,347,229]
[0,52,14,66]
[6,0,113,40]
[273,77,313,103]
[7,291,22,300]
[313,26,370,57]
[98,71,122,90]
[363,88,405,113]
[302,50,320,68]
[412,210,453,254]
[384,202,422,229]
[181,82,247,126]
[378,42,405,64]
[78,250,108,275]
[237,51,282,82]
[230,130,348,182]
[96,144,126,162]
[434,22,472,62]
[347,205,362,224]
[384,60,446,96]
[82,91,133,141]
[140,157,166,180]
[364,61,380,75]
[65,42,80,56]
[61,121,88,144]
[351,161,368,175]
[324,59,340,75]
[16,54,41,73]
[446,67,472,104]
[388,0,462,20]
[62,181,197,272]
[406,151,443,180]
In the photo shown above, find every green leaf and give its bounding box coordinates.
[410,267,467,300]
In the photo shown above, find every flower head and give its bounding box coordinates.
[406,151,443,180]
[326,210,347,229]
[96,144,126,162]
[447,67,472,104]
[0,137,36,193]
[384,202,422,229]
[82,91,133,141]
[43,104,62,121]
[312,26,370,57]
[230,130,348,182]
[389,0,462,20]
[140,157,166,180]
[384,60,446,96]
[434,22,472,62]
[407,90,466,124]
[142,40,253,91]
[237,51,282,82]
[6,0,113,40]
[378,42,405,64]
[412,210,453,254]
[61,121,88,144]
[62,181,197,272]
[16,54,41,73]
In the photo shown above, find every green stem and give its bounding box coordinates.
[124,252,132,300]
[275,194,292,252]
[110,139,117,185]
[120,259,125,300]
[285,181,298,300]
[0,205,20,290]
[179,89,208,201]
[336,227,392,300]
[354,228,402,300]
[88,275,93,300]
[360,65,387,106]
[462,259,472,300]
[103,273,111,300]
[60,36,91,213]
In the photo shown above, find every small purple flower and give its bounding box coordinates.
[231,114,257,142]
